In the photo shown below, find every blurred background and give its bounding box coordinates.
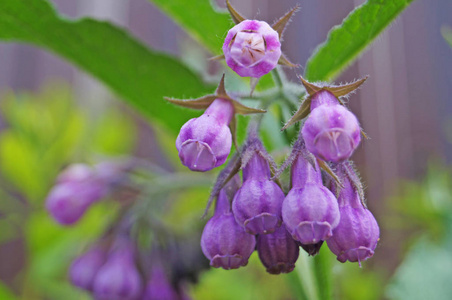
[0,0,451,299]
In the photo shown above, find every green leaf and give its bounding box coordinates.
[0,0,213,134]
[0,281,16,300]
[305,0,415,81]
[150,0,231,54]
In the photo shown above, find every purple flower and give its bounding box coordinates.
[326,166,380,264]
[302,90,361,162]
[93,242,143,300]
[232,152,285,234]
[176,98,234,172]
[201,182,256,270]
[46,164,107,225]
[282,152,340,244]
[257,225,299,274]
[69,244,107,291]
[223,20,281,78]
[143,264,178,300]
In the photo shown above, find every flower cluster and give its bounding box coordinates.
[201,141,300,274]
[166,1,380,273]
[69,234,194,300]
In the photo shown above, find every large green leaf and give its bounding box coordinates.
[150,0,231,54]
[305,0,415,81]
[0,0,213,133]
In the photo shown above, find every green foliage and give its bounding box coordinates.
[385,164,452,300]
[0,87,135,298]
[305,0,415,81]
[149,0,231,54]
[0,0,214,134]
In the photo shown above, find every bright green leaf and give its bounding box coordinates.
[0,0,213,134]
[149,0,231,55]
[305,0,415,81]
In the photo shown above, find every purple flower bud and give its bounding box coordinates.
[69,245,107,291]
[201,186,256,270]
[93,243,143,300]
[143,264,178,300]
[176,99,234,172]
[223,20,281,78]
[282,153,340,244]
[257,225,299,274]
[326,173,380,264]
[232,153,285,234]
[46,165,107,225]
[302,91,361,162]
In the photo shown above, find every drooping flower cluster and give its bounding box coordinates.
[201,138,299,274]
[70,232,200,299]
[165,1,380,273]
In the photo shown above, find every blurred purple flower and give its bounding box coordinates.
[69,244,107,291]
[143,263,178,300]
[46,164,108,225]
[93,242,143,300]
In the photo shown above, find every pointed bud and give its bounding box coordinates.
[326,164,380,265]
[93,242,143,300]
[46,164,108,225]
[201,178,256,269]
[302,91,361,162]
[223,20,281,78]
[257,225,299,274]
[176,98,234,172]
[232,146,285,234]
[69,244,107,291]
[282,152,340,244]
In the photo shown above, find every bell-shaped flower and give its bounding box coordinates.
[256,225,299,274]
[232,142,285,234]
[302,91,361,162]
[166,75,265,172]
[282,76,368,163]
[326,163,380,265]
[282,151,340,244]
[201,179,256,269]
